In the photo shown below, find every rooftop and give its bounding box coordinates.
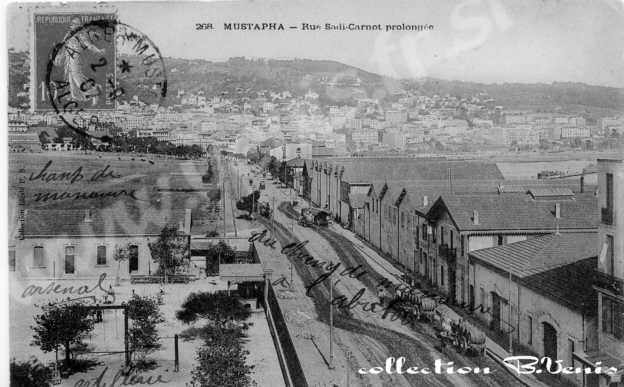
[469,232,597,278]
[428,192,598,231]
[23,208,189,237]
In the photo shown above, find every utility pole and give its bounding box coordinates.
[222,180,226,237]
[346,350,352,387]
[272,195,276,236]
[508,270,513,354]
[329,277,334,369]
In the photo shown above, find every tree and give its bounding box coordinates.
[202,161,215,183]
[203,241,236,275]
[113,244,130,286]
[31,302,95,370]
[149,224,189,278]
[126,295,164,368]
[10,358,53,386]
[267,156,281,177]
[176,292,251,327]
[191,335,253,387]
[236,190,260,216]
[38,131,51,145]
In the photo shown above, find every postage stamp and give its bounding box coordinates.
[35,13,167,139]
[33,13,117,112]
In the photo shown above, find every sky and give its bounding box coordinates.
[7,0,624,87]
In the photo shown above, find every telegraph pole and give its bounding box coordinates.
[272,195,276,236]
[329,277,334,369]
[508,270,513,354]
[222,180,226,237]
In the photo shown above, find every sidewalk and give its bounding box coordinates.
[328,223,551,387]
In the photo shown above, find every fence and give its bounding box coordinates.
[265,284,308,387]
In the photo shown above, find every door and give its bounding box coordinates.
[449,267,456,302]
[64,246,75,274]
[543,322,558,361]
[128,245,139,273]
[491,292,501,331]
[469,285,475,310]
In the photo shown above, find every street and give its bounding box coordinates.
[225,158,526,387]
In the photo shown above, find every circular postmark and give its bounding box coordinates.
[45,18,167,140]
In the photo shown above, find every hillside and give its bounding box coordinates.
[404,78,624,114]
[8,50,624,114]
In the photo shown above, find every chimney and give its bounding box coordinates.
[472,210,479,225]
[423,195,429,207]
[184,208,192,235]
[580,176,584,193]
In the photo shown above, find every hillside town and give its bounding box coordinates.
[8,77,624,156]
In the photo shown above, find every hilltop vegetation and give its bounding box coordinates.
[8,50,624,114]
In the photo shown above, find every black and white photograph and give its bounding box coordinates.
[3,1,624,386]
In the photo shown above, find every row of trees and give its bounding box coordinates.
[38,125,206,159]
[177,292,253,386]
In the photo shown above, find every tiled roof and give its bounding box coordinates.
[430,192,598,231]
[23,208,188,237]
[370,178,585,213]
[219,263,264,279]
[469,232,597,278]
[520,257,597,315]
[332,159,504,183]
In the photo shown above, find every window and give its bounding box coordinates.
[461,236,465,256]
[65,246,75,274]
[33,246,45,267]
[602,298,624,339]
[440,266,445,286]
[480,287,486,311]
[450,230,454,249]
[606,235,614,276]
[568,339,574,366]
[497,235,504,246]
[401,212,405,228]
[422,224,427,240]
[441,226,445,245]
[606,173,613,210]
[9,249,15,271]
[528,316,533,345]
[97,245,107,265]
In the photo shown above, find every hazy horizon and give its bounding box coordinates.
[7,0,624,88]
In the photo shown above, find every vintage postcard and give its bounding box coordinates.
[4,1,624,386]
